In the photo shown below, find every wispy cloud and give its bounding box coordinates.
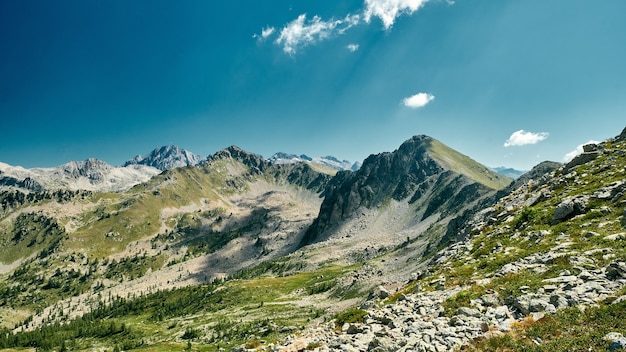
[504,130,549,147]
[253,26,276,41]
[402,92,435,108]
[262,0,436,54]
[275,14,359,55]
[261,27,275,39]
[364,0,430,29]
[347,43,360,52]
[562,140,600,162]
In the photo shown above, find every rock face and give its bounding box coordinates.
[59,158,112,182]
[300,135,506,246]
[124,145,203,171]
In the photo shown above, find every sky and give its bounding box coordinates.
[1,0,625,170]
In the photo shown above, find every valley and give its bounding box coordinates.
[0,128,625,351]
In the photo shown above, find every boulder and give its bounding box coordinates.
[606,261,626,280]
[553,199,575,223]
[346,324,363,335]
[480,293,501,307]
[552,196,588,223]
[604,332,626,351]
[373,286,390,299]
[455,307,482,318]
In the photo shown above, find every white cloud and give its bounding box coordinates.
[503,130,549,147]
[402,92,435,108]
[364,0,430,29]
[261,27,275,39]
[253,26,276,41]
[264,0,436,54]
[562,140,600,162]
[347,43,360,52]
[275,14,359,54]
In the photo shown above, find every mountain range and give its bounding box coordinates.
[0,146,362,193]
[1,127,625,351]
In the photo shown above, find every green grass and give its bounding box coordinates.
[427,138,512,190]
[2,264,357,351]
[334,308,368,327]
[471,300,626,351]
[0,213,66,264]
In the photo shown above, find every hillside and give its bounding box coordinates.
[275,127,626,351]
[0,129,624,351]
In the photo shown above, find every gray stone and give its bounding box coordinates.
[374,286,391,299]
[542,285,558,293]
[543,275,579,284]
[607,261,626,280]
[564,152,599,173]
[612,295,626,304]
[604,332,626,351]
[553,199,575,222]
[368,337,395,352]
[604,233,626,241]
[480,293,500,307]
[455,307,482,318]
[550,294,570,309]
[528,298,552,313]
[347,324,363,335]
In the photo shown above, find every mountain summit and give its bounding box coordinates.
[124,145,203,171]
[301,135,511,247]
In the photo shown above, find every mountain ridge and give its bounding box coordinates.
[2,129,624,351]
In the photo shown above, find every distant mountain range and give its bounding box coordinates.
[0,146,363,193]
[491,166,526,179]
[268,152,361,171]
[0,159,160,193]
[0,144,524,196]
[124,145,204,171]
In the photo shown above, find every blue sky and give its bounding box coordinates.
[1,0,625,170]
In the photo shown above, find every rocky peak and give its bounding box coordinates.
[300,135,500,246]
[60,158,112,182]
[124,145,203,171]
[208,146,270,174]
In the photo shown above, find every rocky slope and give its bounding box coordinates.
[274,127,626,351]
[300,135,511,262]
[1,129,624,351]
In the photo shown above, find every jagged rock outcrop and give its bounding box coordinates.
[205,145,333,194]
[124,145,203,171]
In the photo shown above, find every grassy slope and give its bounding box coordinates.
[427,138,512,190]
[67,162,239,257]
[408,136,626,350]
